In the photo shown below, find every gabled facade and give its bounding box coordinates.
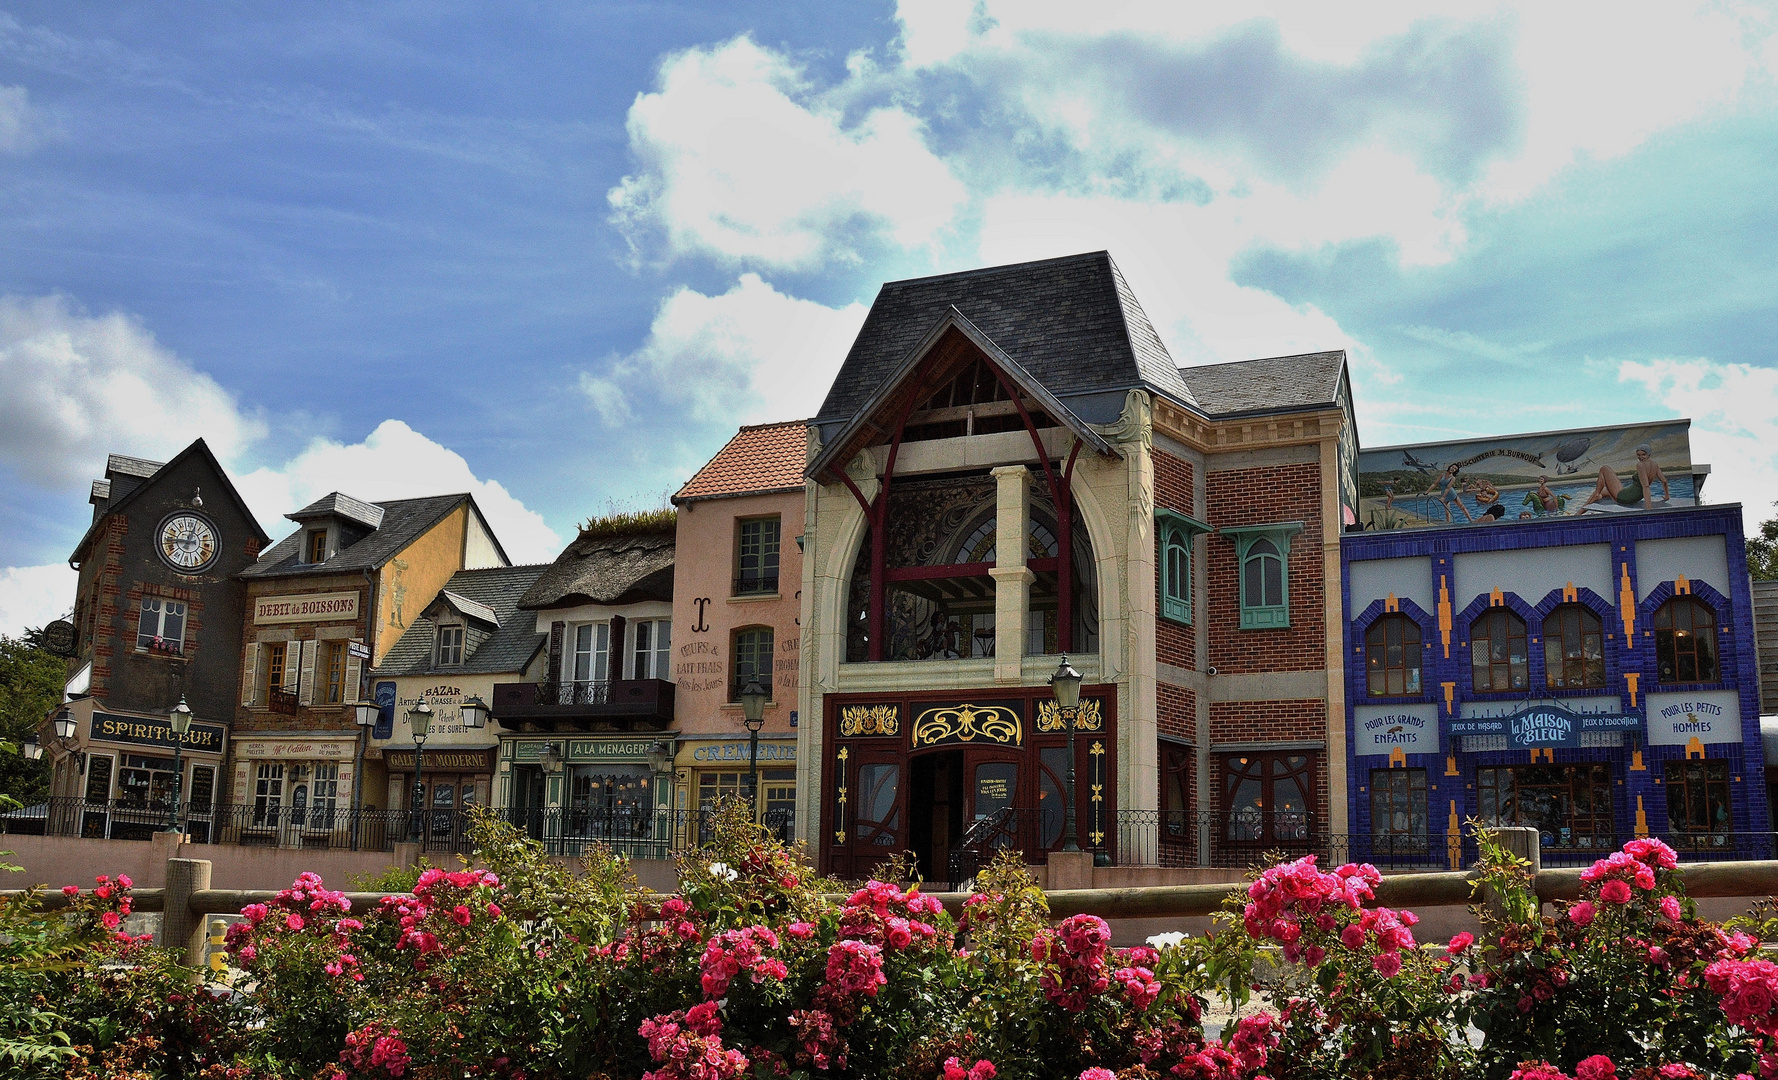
[490,517,676,839]
[670,421,807,829]
[50,439,271,841]
[369,563,548,844]
[798,251,1357,881]
[229,491,509,846]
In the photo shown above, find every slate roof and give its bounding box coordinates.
[288,491,385,530]
[675,421,808,504]
[242,493,479,579]
[1178,351,1348,417]
[71,439,272,564]
[518,526,674,610]
[373,564,550,677]
[437,590,498,626]
[105,454,163,480]
[813,251,1198,427]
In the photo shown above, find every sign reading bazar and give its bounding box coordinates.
[253,591,360,625]
[1449,704,1641,749]
[91,711,226,754]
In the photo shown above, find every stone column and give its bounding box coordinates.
[990,466,1032,683]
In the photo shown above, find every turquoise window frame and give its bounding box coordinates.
[1220,521,1305,630]
[1155,508,1212,627]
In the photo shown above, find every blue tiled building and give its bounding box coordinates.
[1340,503,1768,865]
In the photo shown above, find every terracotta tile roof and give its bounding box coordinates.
[674,421,808,504]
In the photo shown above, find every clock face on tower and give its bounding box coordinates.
[158,514,218,572]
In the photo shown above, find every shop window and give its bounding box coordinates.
[1369,768,1428,854]
[1161,744,1193,839]
[1222,752,1313,844]
[306,530,328,563]
[633,619,672,680]
[1471,609,1529,692]
[136,596,186,654]
[1654,597,1719,684]
[253,763,285,827]
[736,517,781,595]
[570,766,653,838]
[1544,604,1605,689]
[324,641,347,703]
[436,625,464,667]
[732,626,774,701]
[263,643,288,705]
[699,769,794,820]
[1365,615,1422,697]
[117,753,177,809]
[1665,759,1731,834]
[1477,764,1614,850]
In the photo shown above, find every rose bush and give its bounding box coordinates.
[11,805,1778,1079]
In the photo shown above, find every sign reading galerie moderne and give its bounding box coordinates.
[91,712,226,754]
[1353,704,1438,756]
[253,591,360,625]
[1646,690,1742,746]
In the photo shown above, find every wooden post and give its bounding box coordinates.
[162,857,212,969]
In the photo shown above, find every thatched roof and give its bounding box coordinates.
[518,524,674,610]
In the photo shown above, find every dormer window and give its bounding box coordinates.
[437,625,465,666]
[306,530,328,563]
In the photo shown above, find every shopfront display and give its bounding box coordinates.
[821,687,1116,882]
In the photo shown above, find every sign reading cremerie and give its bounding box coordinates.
[91,711,226,753]
[253,591,360,624]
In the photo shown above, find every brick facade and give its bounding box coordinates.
[1157,681,1196,741]
[1205,461,1325,674]
[1154,449,1197,670]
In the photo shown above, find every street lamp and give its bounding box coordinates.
[20,735,42,761]
[1049,657,1083,852]
[350,699,378,849]
[648,738,676,848]
[408,700,432,841]
[52,709,76,742]
[165,696,192,836]
[540,740,563,774]
[460,695,489,729]
[739,677,768,817]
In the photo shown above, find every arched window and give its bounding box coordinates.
[1366,615,1422,696]
[1162,527,1191,625]
[1471,609,1528,691]
[1654,597,1719,684]
[1543,604,1605,689]
[731,626,774,701]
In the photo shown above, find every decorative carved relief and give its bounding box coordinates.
[1035,698,1104,733]
[839,703,900,737]
[911,702,1023,748]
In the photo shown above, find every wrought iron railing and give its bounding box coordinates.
[0,798,795,858]
[545,679,611,706]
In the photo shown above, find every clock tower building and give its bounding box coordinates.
[48,439,272,841]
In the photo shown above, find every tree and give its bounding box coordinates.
[1749,504,1778,581]
[0,629,62,805]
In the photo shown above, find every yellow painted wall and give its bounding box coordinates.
[373,504,469,666]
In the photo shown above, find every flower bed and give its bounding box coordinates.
[4,807,1778,1079]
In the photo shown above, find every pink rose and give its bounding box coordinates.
[101,911,120,929]
[1660,896,1683,921]
[1372,951,1403,977]
[116,874,132,888]
[285,913,305,931]
[1341,923,1366,950]
[452,905,472,926]
[1599,880,1633,905]
[61,885,79,898]
[1447,932,1475,955]
[1080,1070,1117,1080]
[1570,900,1596,926]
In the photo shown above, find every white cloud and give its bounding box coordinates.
[608,36,967,270]
[1618,357,1778,525]
[590,274,868,428]
[0,563,75,637]
[0,294,265,487]
[233,420,563,564]
[0,85,36,153]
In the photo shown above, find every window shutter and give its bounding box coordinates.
[345,640,364,703]
[282,642,301,692]
[609,616,626,678]
[549,621,565,681]
[241,643,259,705]
[297,640,318,704]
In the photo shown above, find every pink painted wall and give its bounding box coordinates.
[2,834,415,891]
[671,489,805,743]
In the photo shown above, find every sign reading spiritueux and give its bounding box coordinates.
[91,711,226,754]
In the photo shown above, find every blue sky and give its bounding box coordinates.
[2,1,1777,632]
